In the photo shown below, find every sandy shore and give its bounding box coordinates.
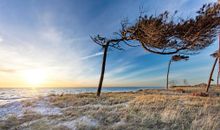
[0,86,220,130]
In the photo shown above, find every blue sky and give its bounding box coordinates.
[0,0,218,87]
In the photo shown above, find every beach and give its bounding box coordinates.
[1,86,220,130]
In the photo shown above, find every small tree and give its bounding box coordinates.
[183,79,189,86]
[206,51,219,92]
[169,80,178,87]
[166,55,189,89]
[216,34,220,87]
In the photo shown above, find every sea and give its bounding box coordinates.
[0,87,162,106]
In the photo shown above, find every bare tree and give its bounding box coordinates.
[206,51,220,92]
[91,34,138,96]
[169,80,178,87]
[166,55,189,89]
[183,79,189,86]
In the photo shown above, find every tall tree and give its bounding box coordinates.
[166,55,189,89]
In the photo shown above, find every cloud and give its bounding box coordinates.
[81,52,104,60]
[114,63,167,81]
[105,64,135,79]
[41,27,63,44]
[0,68,16,73]
[0,36,3,43]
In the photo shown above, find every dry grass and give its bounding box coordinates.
[1,86,220,130]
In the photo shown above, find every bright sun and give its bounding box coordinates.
[23,69,47,87]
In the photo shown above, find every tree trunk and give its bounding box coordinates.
[166,59,172,90]
[218,34,220,87]
[216,57,220,87]
[97,43,109,97]
[206,57,218,92]
[217,69,220,87]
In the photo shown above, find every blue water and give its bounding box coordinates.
[0,87,162,105]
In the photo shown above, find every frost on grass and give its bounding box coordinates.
[0,97,62,120]
[0,87,220,130]
[0,101,23,119]
[28,100,62,116]
[58,116,98,130]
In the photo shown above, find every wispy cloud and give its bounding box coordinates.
[113,63,167,81]
[81,52,104,60]
[105,64,135,79]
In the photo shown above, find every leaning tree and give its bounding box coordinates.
[206,51,220,92]
[207,35,220,92]
[91,34,138,96]
[166,55,189,89]
[92,3,220,96]
[217,34,220,87]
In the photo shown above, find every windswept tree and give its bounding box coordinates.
[92,3,220,96]
[121,3,220,55]
[91,34,138,96]
[206,51,220,92]
[166,55,189,89]
[120,3,219,92]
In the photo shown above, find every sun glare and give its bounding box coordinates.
[23,69,47,87]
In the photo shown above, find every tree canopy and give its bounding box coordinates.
[171,55,189,62]
[118,3,220,55]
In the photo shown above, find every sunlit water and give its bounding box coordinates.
[0,87,162,105]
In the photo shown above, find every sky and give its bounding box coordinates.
[0,0,218,88]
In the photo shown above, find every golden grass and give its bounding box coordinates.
[1,86,220,130]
